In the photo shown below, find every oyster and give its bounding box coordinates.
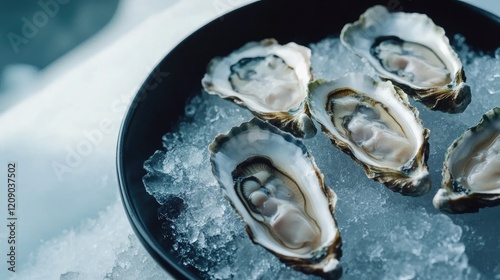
[433,107,500,213]
[308,73,430,196]
[209,118,341,276]
[341,5,470,113]
[202,38,317,138]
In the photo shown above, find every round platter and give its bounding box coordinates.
[117,0,500,279]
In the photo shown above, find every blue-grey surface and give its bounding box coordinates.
[0,0,119,75]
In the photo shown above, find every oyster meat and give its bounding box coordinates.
[433,107,500,213]
[209,118,341,276]
[202,38,316,138]
[308,73,431,196]
[341,5,470,113]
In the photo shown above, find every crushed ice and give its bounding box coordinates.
[142,36,499,279]
[9,200,169,280]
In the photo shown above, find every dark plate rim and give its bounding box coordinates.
[116,1,500,279]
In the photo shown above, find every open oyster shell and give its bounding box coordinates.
[433,107,500,213]
[209,118,341,276]
[341,5,470,113]
[202,38,317,138]
[308,73,431,196]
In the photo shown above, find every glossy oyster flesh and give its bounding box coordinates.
[433,107,500,213]
[341,5,470,113]
[308,73,431,196]
[209,118,341,276]
[202,38,316,138]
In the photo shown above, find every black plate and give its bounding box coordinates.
[117,0,500,279]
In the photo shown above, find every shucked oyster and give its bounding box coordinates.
[341,5,470,113]
[308,73,430,196]
[209,118,341,276]
[433,107,500,213]
[202,39,317,138]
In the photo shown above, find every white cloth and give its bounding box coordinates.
[0,0,254,278]
[0,0,496,279]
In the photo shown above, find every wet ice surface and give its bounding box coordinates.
[143,36,500,279]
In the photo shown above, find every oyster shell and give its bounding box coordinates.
[202,38,317,138]
[209,118,341,276]
[433,107,500,213]
[308,73,430,196]
[341,5,470,113]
